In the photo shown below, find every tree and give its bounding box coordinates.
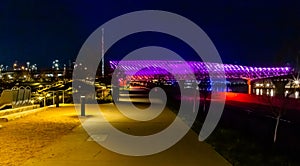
[264,95,286,143]
[266,76,297,143]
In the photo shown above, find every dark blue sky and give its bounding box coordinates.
[0,0,300,68]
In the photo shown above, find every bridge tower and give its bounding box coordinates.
[247,78,252,95]
[101,28,105,77]
[242,77,252,94]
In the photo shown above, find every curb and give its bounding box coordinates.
[0,107,48,122]
[0,105,40,117]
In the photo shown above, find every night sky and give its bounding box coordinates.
[0,0,300,69]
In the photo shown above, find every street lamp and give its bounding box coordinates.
[26,62,30,69]
[13,63,17,70]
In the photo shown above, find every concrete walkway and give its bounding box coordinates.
[22,103,231,166]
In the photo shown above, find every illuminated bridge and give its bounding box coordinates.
[109,61,293,80]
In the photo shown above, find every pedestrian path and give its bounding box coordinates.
[22,103,231,166]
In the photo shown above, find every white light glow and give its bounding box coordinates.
[270,89,274,97]
[256,89,260,95]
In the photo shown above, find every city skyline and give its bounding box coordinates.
[0,59,72,71]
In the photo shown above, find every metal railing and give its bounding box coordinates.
[11,86,32,108]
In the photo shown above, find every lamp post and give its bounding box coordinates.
[81,96,86,116]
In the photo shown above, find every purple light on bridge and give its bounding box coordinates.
[110,61,293,80]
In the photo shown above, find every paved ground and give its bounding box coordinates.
[0,105,80,166]
[22,103,231,166]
